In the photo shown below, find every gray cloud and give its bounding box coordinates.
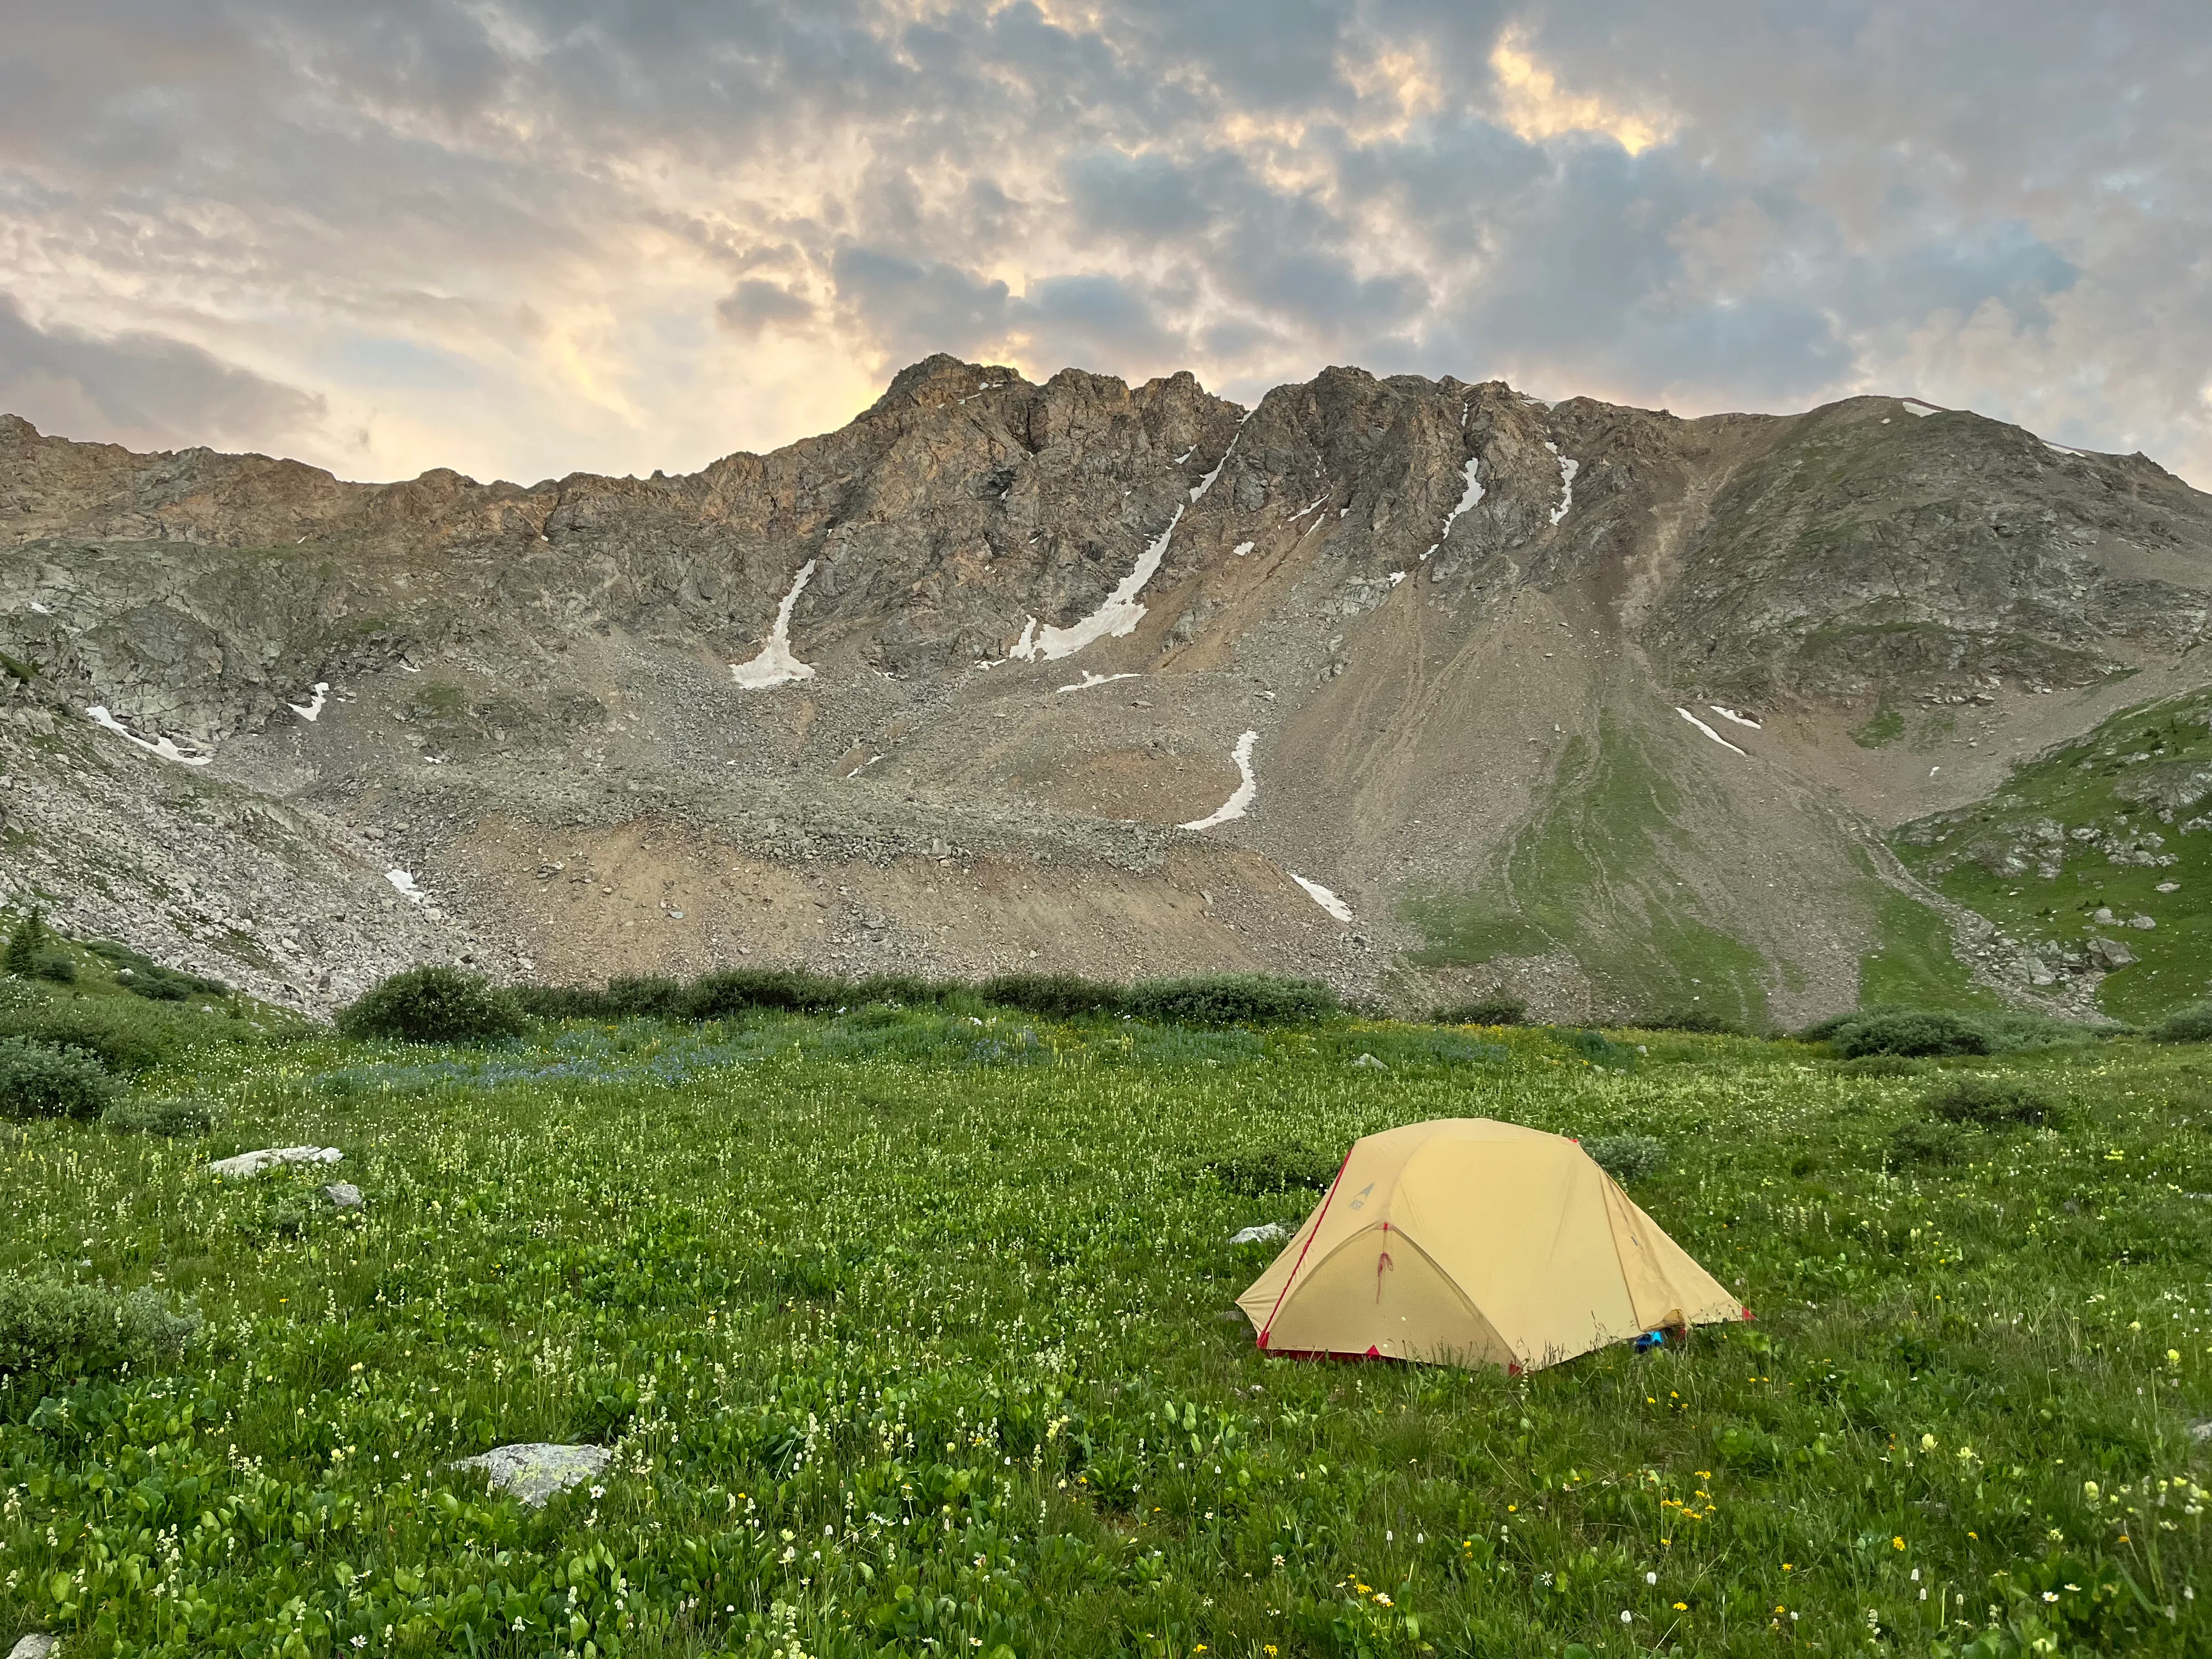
[0,1,2204,484]
[0,292,326,454]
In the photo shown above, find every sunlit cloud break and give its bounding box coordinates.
[0,2,2205,487]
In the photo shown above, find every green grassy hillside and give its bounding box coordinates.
[1401,723,1776,1030]
[1897,687,2212,1021]
[5,1006,2210,1655]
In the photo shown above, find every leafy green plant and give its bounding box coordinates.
[1583,1132,1667,1181]
[1551,1026,1636,1068]
[1925,1075,2061,1128]
[84,940,228,1000]
[1634,1007,1743,1035]
[1428,988,1528,1025]
[1887,1119,1968,1169]
[1828,1009,1992,1058]
[337,964,527,1043]
[100,1096,216,1137]
[2150,1001,2212,1043]
[0,1276,201,1378]
[0,1035,116,1119]
[978,972,1124,1019]
[1122,973,1338,1026]
[29,949,75,984]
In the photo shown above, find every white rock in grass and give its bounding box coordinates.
[10,1634,59,1659]
[1351,1052,1389,1070]
[453,1443,613,1508]
[1229,1223,1287,1245]
[323,1182,363,1209]
[207,1146,342,1178]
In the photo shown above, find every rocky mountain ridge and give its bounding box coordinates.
[5,355,2210,1023]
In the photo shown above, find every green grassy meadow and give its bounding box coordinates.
[5,1010,2212,1657]
[1897,687,2212,1023]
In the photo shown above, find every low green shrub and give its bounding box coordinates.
[1830,1010,1991,1059]
[1635,1007,1743,1036]
[979,972,1125,1019]
[1887,1120,1968,1169]
[101,1096,216,1136]
[1430,989,1528,1026]
[337,965,526,1044]
[680,968,848,1019]
[1551,1027,1637,1069]
[1925,1075,2061,1128]
[86,940,228,1000]
[0,1275,202,1379]
[1584,1132,1668,1181]
[0,1036,116,1119]
[2150,1002,2212,1043]
[1122,974,1338,1026]
[0,993,261,1073]
[30,949,76,984]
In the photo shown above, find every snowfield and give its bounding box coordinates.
[86,706,212,766]
[1677,706,1747,756]
[1290,873,1354,923]
[1180,731,1259,830]
[731,561,820,689]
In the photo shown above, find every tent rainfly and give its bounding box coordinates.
[1236,1118,1746,1372]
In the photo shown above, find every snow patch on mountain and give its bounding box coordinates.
[731,560,819,689]
[1180,731,1259,830]
[1677,707,1747,756]
[1290,874,1353,923]
[86,706,212,766]
[1546,443,1578,526]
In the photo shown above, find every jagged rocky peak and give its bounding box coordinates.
[3,356,2210,1026]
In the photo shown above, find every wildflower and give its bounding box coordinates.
[1620,1610,1634,1623]
[1892,1537,1905,1550]
[2043,1591,2059,1602]
[1673,1601,1687,1611]
[1921,1434,1937,1452]
[1645,1571,1658,1584]
[351,1640,366,1651]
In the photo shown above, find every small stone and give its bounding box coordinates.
[1351,1052,1388,1070]
[452,1443,613,1508]
[2157,881,2181,893]
[323,1182,363,1209]
[2191,1421,2212,1444]
[2092,906,2115,924]
[2129,914,2156,930]
[207,1146,342,1178]
[1229,1222,1287,1245]
[10,1635,58,1659]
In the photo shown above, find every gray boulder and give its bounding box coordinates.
[9,1635,58,1659]
[1229,1222,1288,1245]
[323,1182,363,1209]
[207,1146,341,1179]
[452,1443,612,1508]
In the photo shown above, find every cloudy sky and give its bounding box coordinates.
[3,2,2207,486]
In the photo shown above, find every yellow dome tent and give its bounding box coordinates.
[1236,1118,1746,1372]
